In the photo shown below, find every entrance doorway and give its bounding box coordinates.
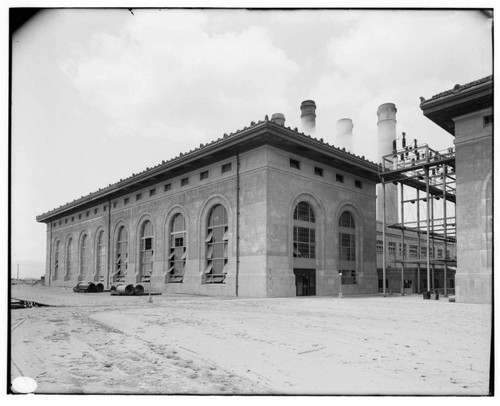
[294,268,316,296]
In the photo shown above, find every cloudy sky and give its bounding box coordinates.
[10,8,492,276]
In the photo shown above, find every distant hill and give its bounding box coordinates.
[10,261,45,279]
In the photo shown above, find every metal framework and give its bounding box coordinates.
[379,136,456,297]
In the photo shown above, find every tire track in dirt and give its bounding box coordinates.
[10,288,491,395]
[83,309,268,394]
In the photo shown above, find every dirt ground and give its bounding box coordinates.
[10,284,492,395]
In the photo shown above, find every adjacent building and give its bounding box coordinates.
[420,75,493,304]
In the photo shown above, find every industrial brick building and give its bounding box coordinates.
[39,77,487,301]
[37,102,381,297]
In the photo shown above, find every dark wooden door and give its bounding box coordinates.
[294,268,316,296]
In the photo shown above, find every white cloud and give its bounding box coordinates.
[308,10,492,161]
[60,10,300,144]
[13,8,493,265]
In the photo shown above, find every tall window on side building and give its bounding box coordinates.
[140,220,154,282]
[293,202,316,258]
[168,213,186,283]
[339,211,357,285]
[53,240,60,279]
[204,204,228,284]
[388,241,396,257]
[96,230,106,281]
[80,234,88,276]
[115,226,128,282]
[376,240,384,254]
[66,237,74,278]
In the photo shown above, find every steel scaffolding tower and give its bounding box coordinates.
[379,137,456,297]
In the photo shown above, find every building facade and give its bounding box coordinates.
[37,109,381,297]
[376,221,457,294]
[420,75,493,304]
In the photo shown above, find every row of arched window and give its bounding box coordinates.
[51,204,229,284]
[51,201,357,285]
[52,230,107,282]
[292,202,357,283]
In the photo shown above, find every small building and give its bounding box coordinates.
[376,221,457,295]
[420,75,493,304]
[36,103,381,297]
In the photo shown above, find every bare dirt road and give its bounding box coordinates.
[10,285,492,395]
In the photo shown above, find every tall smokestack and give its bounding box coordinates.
[300,100,316,134]
[376,103,399,225]
[335,118,353,152]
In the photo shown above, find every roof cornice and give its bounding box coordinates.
[420,75,493,135]
[36,118,379,223]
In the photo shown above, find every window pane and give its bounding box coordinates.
[294,202,315,223]
[339,233,355,261]
[339,211,354,228]
[206,205,228,280]
[213,227,224,241]
[297,227,309,242]
[212,259,224,274]
[143,221,153,237]
[213,243,224,258]
[171,214,185,233]
[209,204,227,227]
[140,221,154,277]
[298,243,310,258]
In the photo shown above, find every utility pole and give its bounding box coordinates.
[382,178,387,297]
[338,271,343,298]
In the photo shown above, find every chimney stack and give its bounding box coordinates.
[335,118,354,152]
[376,103,399,225]
[271,113,285,126]
[300,100,316,134]
[377,103,397,160]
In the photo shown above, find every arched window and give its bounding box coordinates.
[53,240,60,280]
[96,230,106,281]
[114,226,128,283]
[80,234,88,276]
[168,213,186,283]
[339,210,357,285]
[293,202,316,258]
[294,201,316,223]
[66,237,74,278]
[204,204,228,283]
[339,211,355,229]
[140,220,154,282]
